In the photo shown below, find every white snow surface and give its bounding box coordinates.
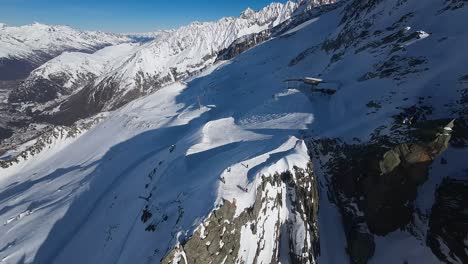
[101,1,298,91]
[0,25,317,260]
[30,43,140,89]
[0,22,130,61]
[1,0,468,263]
[281,17,320,36]
[22,1,298,108]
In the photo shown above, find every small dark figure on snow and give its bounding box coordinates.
[169,144,176,153]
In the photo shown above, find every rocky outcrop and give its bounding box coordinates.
[427,178,468,264]
[0,126,13,142]
[217,30,272,61]
[365,132,451,234]
[162,164,320,264]
[314,119,454,263]
[217,1,342,62]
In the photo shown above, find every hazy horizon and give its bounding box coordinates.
[0,0,291,33]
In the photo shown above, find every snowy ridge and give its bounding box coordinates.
[23,43,139,91]
[92,1,298,100]
[1,0,467,263]
[163,138,318,264]
[216,137,310,216]
[0,22,130,61]
[7,43,142,106]
[13,1,299,112]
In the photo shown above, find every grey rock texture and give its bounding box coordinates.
[162,164,320,264]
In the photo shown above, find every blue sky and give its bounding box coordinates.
[0,0,289,32]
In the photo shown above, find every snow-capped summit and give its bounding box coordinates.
[245,1,298,25]
[240,7,256,19]
[89,0,297,107]
[1,0,468,263]
[9,43,140,105]
[0,22,131,80]
[20,0,300,122]
[0,23,130,60]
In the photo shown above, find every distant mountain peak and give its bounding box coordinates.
[240,7,255,19]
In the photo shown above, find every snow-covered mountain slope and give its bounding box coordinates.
[0,60,317,263]
[0,22,130,60]
[80,1,298,105]
[9,43,140,104]
[217,1,341,62]
[1,0,468,263]
[294,0,337,15]
[0,22,130,80]
[12,1,299,124]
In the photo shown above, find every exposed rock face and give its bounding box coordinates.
[217,30,272,61]
[217,1,342,62]
[364,136,451,234]
[0,126,12,142]
[346,228,375,264]
[294,0,338,15]
[162,164,320,264]
[241,8,256,19]
[314,119,453,263]
[427,178,468,264]
[6,2,299,128]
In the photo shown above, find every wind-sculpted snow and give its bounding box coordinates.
[1,0,468,263]
[0,5,333,259]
